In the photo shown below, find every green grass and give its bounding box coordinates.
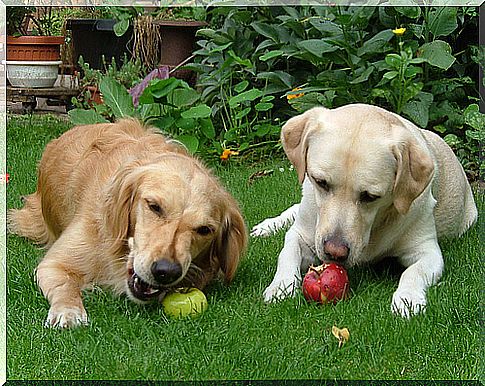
[6,115,483,381]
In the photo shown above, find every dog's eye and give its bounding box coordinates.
[360,191,380,203]
[196,226,213,236]
[147,202,163,216]
[314,178,330,192]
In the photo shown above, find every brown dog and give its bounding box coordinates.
[9,119,247,328]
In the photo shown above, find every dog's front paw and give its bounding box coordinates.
[46,305,89,328]
[263,277,299,303]
[251,219,278,238]
[391,289,426,318]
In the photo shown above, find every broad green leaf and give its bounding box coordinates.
[171,88,200,107]
[113,19,130,37]
[235,107,251,120]
[234,80,249,93]
[402,92,433,127]
[68,109,109,125]
[150,116,176,131]
[357,29,394,56]
[149,78,183,99]
[350,66,374,84]
[260,50,284,61]
[297,39,339,57]
[200,118,216,139]
[395,6,421,19]
[227,50,253,67]
[385,53,402,68]
[99,77,134,119]
[404,66,423,78]
[428,7,458,37]
[176,135,199,153]
[418,40,455,70]
[180,104,212,119]
[444,133,461,147]
[261,95,275,103]
[383,70,399,80]
[196,28,231,45]
[464,104,485,131]
[255,102,274,111]
[175,117,196,131]
[251,22,279,42]
[228,89,263,108]
[257,71,294,88]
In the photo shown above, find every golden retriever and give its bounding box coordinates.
[251,104,477,317]
[8,119,247,328]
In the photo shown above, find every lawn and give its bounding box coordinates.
[6,114,483,381]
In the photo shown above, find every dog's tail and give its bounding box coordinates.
[250,203,300,237]
[8,193,54,247]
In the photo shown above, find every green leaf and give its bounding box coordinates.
[257,71,294,88]
[176,135,199,153]
[383,70,399,80]
[464,104,485,131]
[200,118,216,139]
[255,102,274,111]
[259,50,284,61]
[357,29,394,56]
[228,89,263,108]
[196,28,231,45]
[428,7,458,37]
[350,66,375,84]
[149,78,183,99]
[402,92,433,127]
[234,81,249,93]
[385,53,402,68]
[261,95,275,103]
[251,22,279,42]
[68,109,109,125]
[150,116,176,131]
[235,107,251,120]
[171,88,200,107]
[227,50,253,67]
[180,104,212,119]
[395,6,421,19]
[99,77,134,119]
[418,40,455,70]
[175,117,196,131]
[113,19,130,37]
[297,39,339,57]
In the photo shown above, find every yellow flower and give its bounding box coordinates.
[392,27,406,36]
[287,88,305,100]
[220,149,239,161]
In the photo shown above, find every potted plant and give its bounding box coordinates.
[112,7,207,75]
[6,6,64,88]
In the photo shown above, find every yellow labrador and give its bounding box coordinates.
[252,104,477,317]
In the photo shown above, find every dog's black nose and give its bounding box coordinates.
[151,260,182,285]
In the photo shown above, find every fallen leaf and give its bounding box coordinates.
[332,326,350,348]
[248,169,274,185]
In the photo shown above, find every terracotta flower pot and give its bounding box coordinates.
[7,36,64,61]
[86,85,103,105]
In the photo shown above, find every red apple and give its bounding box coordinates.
[302,263,349,304]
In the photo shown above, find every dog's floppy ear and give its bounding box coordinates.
[215,199,248,283]
[103,161,141,256]
[281,107,324,183]
[392,138,434,214]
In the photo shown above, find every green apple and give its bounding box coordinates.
[162,288,208,318]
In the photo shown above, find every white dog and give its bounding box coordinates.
[252,104,477,317]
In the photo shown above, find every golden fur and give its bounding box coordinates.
[8,118,247,328]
